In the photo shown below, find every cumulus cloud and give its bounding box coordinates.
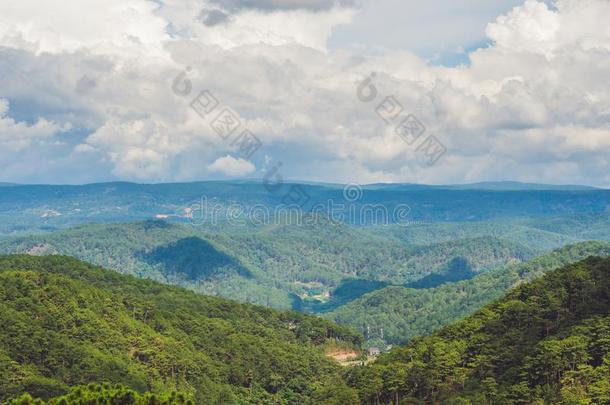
[160,0,356,51]
[487,0,610,55]
[208,155,256,176]
[83,119,176,179]
[0,99,66,151]
[0,0,170,57]
[0,0,608,186]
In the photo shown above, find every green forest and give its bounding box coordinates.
[3,253,609,404]
[345,255,610,404]
[1,184,609,404]
[8,384,195,405]
[327,241,610,347]
[0,220,537,313]
[2,216,609,348]
[1,0,610,398]
[0,255,360,404]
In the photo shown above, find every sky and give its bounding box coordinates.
[0,0,609,186]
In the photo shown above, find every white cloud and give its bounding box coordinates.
[159,0,356,51]
[0,0,170,57]
[82,119,173,179]
[486,0,560,55]
[208,155,256,176]
[208,0,357,13]
[486,0,610,57]
[0,98,65,151]
[0,0,609,187]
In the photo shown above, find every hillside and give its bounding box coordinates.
[0,255,361,404]
[347,255,610,404]
[7,252,608,404]
[328,241,610,347]
[0,221,535,312]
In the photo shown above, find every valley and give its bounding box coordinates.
[1,181,609,403]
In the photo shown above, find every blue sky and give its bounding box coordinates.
[328,0,522,65]
[0,0,609,186]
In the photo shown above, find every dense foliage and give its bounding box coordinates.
[2,214,610,347]
[2,181,610,403]
[328,241,610,347]
[0,220,536,312]
[7,383,194,404]
[5,252,609,404]
[0,255,361,404]
[346,255,610,404]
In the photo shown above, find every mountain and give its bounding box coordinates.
[440,181,600,191]
[2,214,609,348]
[0,221,536,312]
[5,250,608,404]
[0,181,609,235]
[0,255,361,404]
[364,181,600,191]
[347,254,610,404]
[327,241,610,347]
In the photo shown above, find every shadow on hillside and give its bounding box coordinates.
[405,257,477,289]
[139,237,252,280]
[293,278,388,313]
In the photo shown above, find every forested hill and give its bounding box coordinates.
[0,255,362,404]
[346,255,610,404]
[0,221,535,311]
[327,241,610,346]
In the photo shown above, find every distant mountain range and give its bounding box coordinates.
[364,180,601,191]
[0,180,608,235]
[1,180,602,191]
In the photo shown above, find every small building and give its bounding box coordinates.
[368,347,381,357]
